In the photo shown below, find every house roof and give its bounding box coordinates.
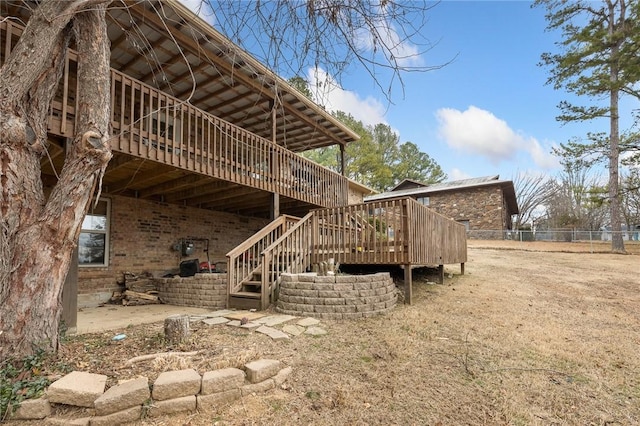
[366,175,519,215]
[112,0,360,152]
[1,0,358,152]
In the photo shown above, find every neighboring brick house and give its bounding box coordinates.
[365,175,519,238]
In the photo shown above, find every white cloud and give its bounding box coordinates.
[307,68,387,127]
[448,168,473,181]
[354,23,424,69]
[436,106,559,170]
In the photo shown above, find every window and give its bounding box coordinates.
[79,199,110,267]
[417,196,430,206]
[457,220,470,231]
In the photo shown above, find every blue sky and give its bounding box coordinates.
[186,0,639,184]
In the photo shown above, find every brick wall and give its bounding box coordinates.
[77,194,268,307]
[427,186,506,235]
[155,273,227,309]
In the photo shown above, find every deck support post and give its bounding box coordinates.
[438,265,444,284]
[404,265,412,305]
[270,192,280,220]
[340,144,345,175]
[461,262,465,275]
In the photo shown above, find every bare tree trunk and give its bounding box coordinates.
[608,0,625,254]
[0,0,112,360]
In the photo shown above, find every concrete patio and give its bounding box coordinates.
[74,304,211,334]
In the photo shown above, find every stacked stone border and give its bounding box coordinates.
[11,359,291,425]
[276,272,397,319]
[155,273,228,309]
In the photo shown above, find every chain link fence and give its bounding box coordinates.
[469,229,640,242]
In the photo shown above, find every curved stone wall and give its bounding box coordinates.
[276,272,397,319]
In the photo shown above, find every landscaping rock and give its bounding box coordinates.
[296,317,320,327]
[11,397,51,420]
[282,324,305,336]
[305,326,328,336]
[152,369,201,401]
[255,325,289,341]
[89,405,142,426]
[244,359,281,384]
[201,368,245,394]
[202,317,229,326]
[94,377,149,416]
[241,379,275,396]
[257,315,296,327]
[197,389,241,410]
[47,371,107,408]
[147,395,196,418]
[273,367,293,386]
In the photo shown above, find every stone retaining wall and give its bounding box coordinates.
[276,272,397,319]
[155,273,227,309]
[12,359,291,424]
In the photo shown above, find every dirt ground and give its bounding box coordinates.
[13,240,640,425]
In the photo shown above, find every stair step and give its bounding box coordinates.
[231,291,261,299]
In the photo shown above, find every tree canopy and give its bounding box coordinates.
[536,0,640,253]
[303,111,446,192]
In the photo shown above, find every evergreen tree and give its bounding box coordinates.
[537,0,640,253]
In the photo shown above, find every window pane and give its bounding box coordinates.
[82,201,108,231]
[79,232,105,265]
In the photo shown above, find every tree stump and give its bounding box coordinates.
[164,314,190,345]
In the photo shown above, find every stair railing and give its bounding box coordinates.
[260,212,314,310]
[226,215,299,304]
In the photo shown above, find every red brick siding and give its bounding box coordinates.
[78,194,269,299]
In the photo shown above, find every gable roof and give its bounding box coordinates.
[366,175,519,215]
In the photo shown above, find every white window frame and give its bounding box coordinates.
[79,198,110,267]
[417,196,430,206]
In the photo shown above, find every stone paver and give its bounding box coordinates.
[304,326,328,336]
[244,359,282,383]
[256,325,290,341]
[189,315,207,323]
[282,324,305,336]
[203,317,229,326]
[89,406,142,426]
[94,377,149,416]
[47,371,107,407]
[201,368,245,394]
[240,322,262,331]
[256,315,297,327]
[147,395,196,418]
[224,311,265,321]
[11,398,51,420]
[297,317,321,327]
[204,309,235,318]
[226,320,242,327]
[152,369,201,401]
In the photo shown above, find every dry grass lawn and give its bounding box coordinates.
[20,240,640,425]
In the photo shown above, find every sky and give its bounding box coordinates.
[185,0,639,184]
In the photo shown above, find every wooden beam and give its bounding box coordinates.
[404,265,412,305]
[163,180,235,202]
[138,174,212,198]
[438,265,444,284]
[270,193,279,220]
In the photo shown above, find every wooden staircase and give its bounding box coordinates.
[226,213,314,310]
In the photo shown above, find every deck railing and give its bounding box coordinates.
[0,18,349,208]
[311,198,468,266]
[225,214,299,303]
[261,212,314,310]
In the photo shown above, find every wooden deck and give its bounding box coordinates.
[1,18,349,210]
[227,198,468,307]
